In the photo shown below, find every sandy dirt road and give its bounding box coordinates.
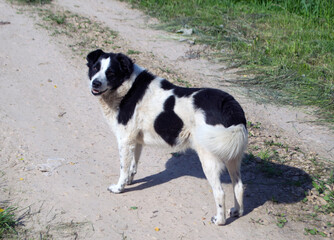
[0,0,333,239]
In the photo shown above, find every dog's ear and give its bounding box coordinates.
[116,53,134,77]
[86,49,104,67]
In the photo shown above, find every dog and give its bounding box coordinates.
[86,49,248,225]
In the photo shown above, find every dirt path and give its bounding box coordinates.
[0,0,333,239]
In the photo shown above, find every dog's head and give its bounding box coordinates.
[86,49,134,96]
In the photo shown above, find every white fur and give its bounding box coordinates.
[196,124,248,162]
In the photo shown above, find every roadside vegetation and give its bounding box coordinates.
[123,0,334,123]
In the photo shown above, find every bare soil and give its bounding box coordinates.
[0,0,333,239]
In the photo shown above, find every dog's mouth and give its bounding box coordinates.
[91,88,107,96]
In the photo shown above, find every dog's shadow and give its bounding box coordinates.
[126,149,312,223]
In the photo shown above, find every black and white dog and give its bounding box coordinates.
[86,49,248,225]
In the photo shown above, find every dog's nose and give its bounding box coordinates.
[92,80,102,88]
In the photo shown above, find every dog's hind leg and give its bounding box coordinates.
[197,147,226,225]
[226,158,244,217]
[108,143,136,194]
[127,143,142,185]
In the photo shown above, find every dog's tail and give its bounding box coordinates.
[197,124,248,163]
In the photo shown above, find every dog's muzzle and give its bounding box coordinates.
[91,79,107,96]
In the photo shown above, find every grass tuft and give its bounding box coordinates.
[0,207,17,238]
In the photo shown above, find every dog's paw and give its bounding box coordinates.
[229,207,243,217]
[211,216,226,226]
[107,184,123,194]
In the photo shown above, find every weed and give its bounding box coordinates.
[43,12,66,25]
[159,67,172,74]
[294,147,301,152]
[257,149,271,161]
[112,45,122,50]
[0,207,17,238]
[312,179,325,194]
[250,218,264,225]
[310,157,320,166]
[247,121,261,129]
[252,145,259,151]
[264,140,286,148]
[276,214,287,228]
[127,49,141,55]
[302,196,308,203]
[327,222,334,227]
[304,227,327,237]
[176,78,191,87]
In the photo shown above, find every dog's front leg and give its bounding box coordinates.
[108,143,135,194]
[127,143,142,185]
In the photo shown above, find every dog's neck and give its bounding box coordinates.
[99,64,145,111]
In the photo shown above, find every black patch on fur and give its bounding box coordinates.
[163,95,175,111]
[160,80,200,97]
[117,71,155,125]
[106,53,134,90]
[154,96,184,146]
[111,53,134,89]
[86,49,104,68]
[86,49,107,80]
[193,89,246,128]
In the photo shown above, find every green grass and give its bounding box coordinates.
[127,49,141,55]
[276,213,288,228]
[0,207,17,238]
[304,227,327,237]
[123,0,334,122]
[43,11,66,24]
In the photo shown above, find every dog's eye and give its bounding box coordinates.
[106,70,114,78]
[92,63,100,72]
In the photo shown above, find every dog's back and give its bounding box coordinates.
[135,79,248,157]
